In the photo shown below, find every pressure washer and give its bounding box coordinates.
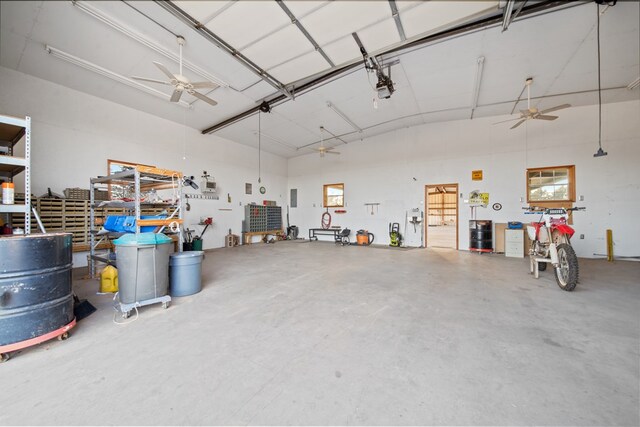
[389,222,402,247]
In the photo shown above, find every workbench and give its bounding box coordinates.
[309,228,342,241]
[242,230,282,245]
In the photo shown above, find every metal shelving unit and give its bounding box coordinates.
[88,165,184,277]
[0,114,31,233]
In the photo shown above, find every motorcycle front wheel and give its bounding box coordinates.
[555,243,579,291]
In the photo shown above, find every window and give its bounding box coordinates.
[527,165,575,203]
[323,183,344,208]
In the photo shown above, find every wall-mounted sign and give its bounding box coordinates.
[469,192,489,207]
[472,170,483,181]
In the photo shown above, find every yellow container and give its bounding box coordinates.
[100,265,118,293]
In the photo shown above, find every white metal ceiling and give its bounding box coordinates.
[0,1,638,159]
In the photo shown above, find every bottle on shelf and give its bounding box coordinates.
[2,182,15,204]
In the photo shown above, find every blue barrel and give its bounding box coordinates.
[0,233,74,346]
[169,251,204,297]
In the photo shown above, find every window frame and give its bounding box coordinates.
[526,165,575,204]
[323,183,344,208]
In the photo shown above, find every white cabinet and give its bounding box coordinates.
[505,229,524,258]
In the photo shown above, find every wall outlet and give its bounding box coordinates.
[580,234,585,239]
[579,195,584,201]
[519,197,524,203]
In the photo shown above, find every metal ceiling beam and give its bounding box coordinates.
[276,1,335,68]
[502,0,528,32]
[502,0,516,31]
[388,0,407,41]
[512,1,528,21]
[202,61,363,134]
[290,84,628,154]
[296,126,348,150]
[201,0,582,135]
[155,1,293,99]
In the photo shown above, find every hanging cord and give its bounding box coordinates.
[596,4,602,151]
[258,111,262,183]
[321,209,332,229]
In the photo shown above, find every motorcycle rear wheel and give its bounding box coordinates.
[555,243,579,291]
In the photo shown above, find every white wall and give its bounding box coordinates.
[0,66,288,266]
[2,65,638,262]
[288,100,640,259]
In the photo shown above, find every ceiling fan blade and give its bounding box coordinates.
[535,115,558,121]
[190,81,219,89]
[539,104,571,115]
[170,88,183,103]
[131,76,171,85]
[493,117,523,124]
[510,119,526,129]
[190,91,218,106]
[153,61,176,80]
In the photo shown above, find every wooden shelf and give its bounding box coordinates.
[0,155,26,177]
[0,120,26,147]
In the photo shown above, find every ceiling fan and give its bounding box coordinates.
[132,36,219,106]
[313,126,340,157]
[495,78,570,129]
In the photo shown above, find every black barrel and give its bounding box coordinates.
[469,220,493,251]
[0,233,74,346]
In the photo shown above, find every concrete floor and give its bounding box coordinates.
[2,242,639,425]
[426,225,457,249]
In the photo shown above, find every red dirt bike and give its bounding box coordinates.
[524,206,585,291]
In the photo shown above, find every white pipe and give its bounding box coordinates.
[471,56,485,112]
[326,101,362,132]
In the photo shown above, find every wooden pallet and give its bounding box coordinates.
[9,197,174,252]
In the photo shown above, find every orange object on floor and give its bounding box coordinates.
[356,230,371,245]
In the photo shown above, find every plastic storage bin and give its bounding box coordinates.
[104,215,167,233]
[113,233,172,304]
[169,251,204,297]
